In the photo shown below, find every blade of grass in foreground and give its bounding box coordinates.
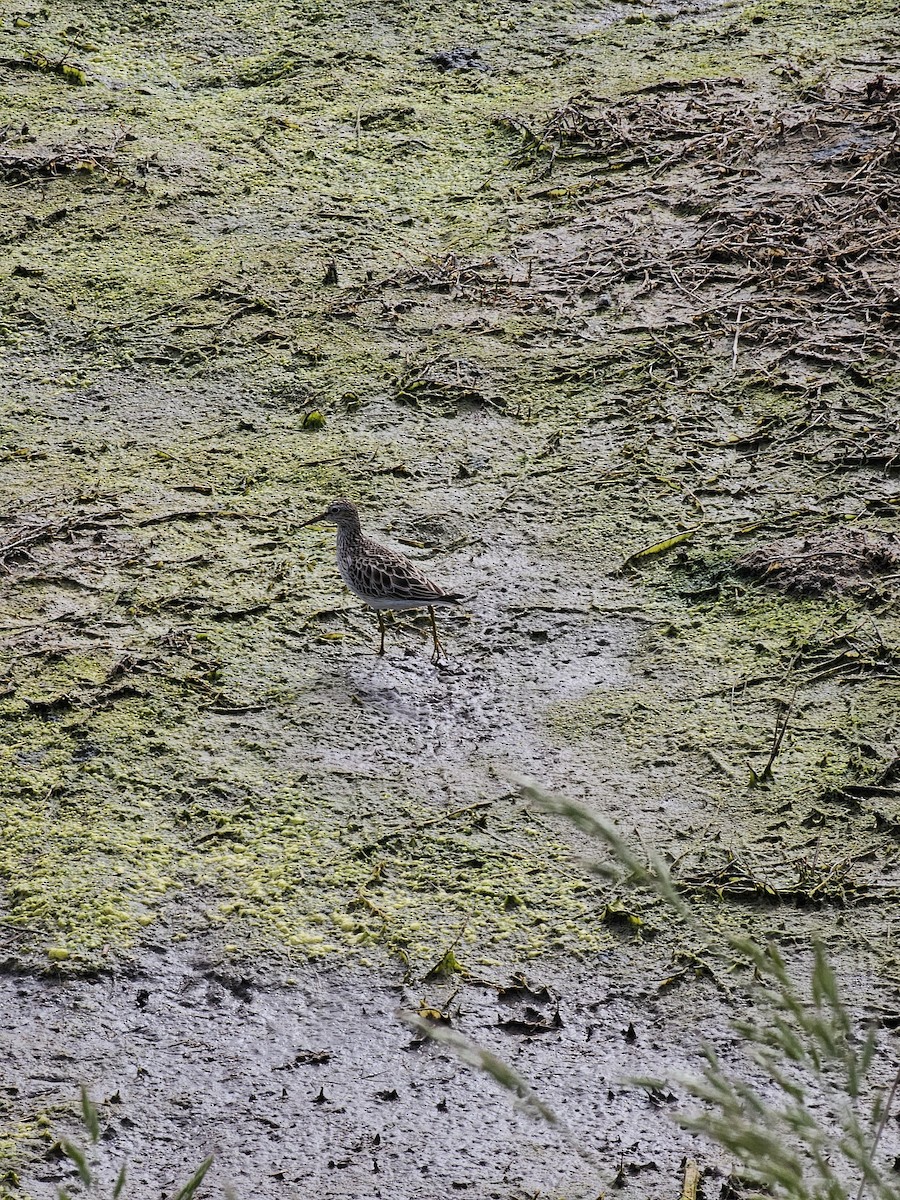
[171,1155,214,1200]
[400,1013,602,1175]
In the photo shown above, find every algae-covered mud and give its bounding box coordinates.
[2,0,900,1195]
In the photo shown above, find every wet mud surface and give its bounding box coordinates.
[11,945,899,1200]
[3,950,738,1199]
[2,0,900,1195]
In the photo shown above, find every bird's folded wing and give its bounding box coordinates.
[349,552,448,602]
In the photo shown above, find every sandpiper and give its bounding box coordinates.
[302,498,464,663]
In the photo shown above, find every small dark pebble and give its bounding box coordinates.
[428,47,488,72]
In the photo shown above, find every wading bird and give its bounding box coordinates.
[302,498,463,663]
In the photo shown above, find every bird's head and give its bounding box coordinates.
[301,497,361,529]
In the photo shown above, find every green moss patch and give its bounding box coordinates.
[0,690,614,970]
[2,0,900,980]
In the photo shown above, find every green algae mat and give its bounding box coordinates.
[2,0,900,1189]
[5,0,900,1195]
[2,0,899,965]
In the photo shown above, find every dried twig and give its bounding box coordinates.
[731,303,743,371]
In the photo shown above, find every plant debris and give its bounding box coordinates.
[736,529,900,598]
[500,77,900,367]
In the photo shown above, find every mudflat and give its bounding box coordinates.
[1,0,899,1195]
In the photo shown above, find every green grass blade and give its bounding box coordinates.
[402,1014,559,1126]
[80,1086,100,1144]
[171,1155,214,1200]
[619,527,699,571]
[59,1140,92,1188]
[112,1162,127,1199]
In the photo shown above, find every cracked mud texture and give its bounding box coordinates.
[1,0,900,1195]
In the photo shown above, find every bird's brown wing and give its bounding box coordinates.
[351,543,459,603]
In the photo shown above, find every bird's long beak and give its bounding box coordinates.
[301,511,331,527]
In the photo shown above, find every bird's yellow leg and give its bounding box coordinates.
[428,605,446,664]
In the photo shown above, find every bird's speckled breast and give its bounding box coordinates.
[335,526,363,595]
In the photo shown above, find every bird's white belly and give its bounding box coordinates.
[364,595,449,611]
